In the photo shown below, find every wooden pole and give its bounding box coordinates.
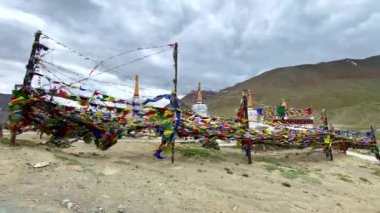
[10,30,43,146]
[371,125,377,143]
[371,125,380,161]
[322,110,333,161]
[24,30,43,87]
[243,90,252,164]
[0,123,3,140]
[171,42,178,164]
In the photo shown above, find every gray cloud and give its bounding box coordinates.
[0,0,380,95]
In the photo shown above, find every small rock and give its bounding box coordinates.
[281,182,291,187]
[233,206,237,211]
[33,162,49,168]
[67,202,74,209]
[117,204,126,213]
[336,203,342,207]
[92,207,105,213]
[114,160,130,165]
[102,194,110,199]
[225,168,233,175]
[197,169,202,173]
[242,173,249,177]
[62,199,71,206]
[73,204,81,211]
[77,184,86,189]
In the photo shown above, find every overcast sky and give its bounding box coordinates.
[0,0,380,97]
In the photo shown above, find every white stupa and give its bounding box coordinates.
[191,82,208,117]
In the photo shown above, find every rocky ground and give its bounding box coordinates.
[0,132,380,213]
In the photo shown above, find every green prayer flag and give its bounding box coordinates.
[277,106,286,117]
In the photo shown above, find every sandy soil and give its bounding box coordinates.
[0,132,380,213]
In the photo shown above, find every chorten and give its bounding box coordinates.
[192,82,208,117]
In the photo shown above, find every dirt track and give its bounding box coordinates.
[1,134,380,213]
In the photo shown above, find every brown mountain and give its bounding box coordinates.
[181,55,380,129]
[0,93,11,124]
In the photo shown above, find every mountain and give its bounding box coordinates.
[181,55,380,130]
[0,93,11,124]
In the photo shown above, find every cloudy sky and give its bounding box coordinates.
[0,0,380,97]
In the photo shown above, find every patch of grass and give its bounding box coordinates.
[242,173,249,177]
[372,169,380,177]
[263,164,285,172]
[359,177,371,184]
[54,153,81,165]
[224,151,246,159]
[259,156,287,172]
[0,138,10,144]
[256,156,281,166]
[281,168,310,180]
[0,138,34,146]
[261,160,320,183]
[177,145,225,161]
[281,170,303,179]
[263,164,280,172]
[302,176,322,185]
[336,173,353,183]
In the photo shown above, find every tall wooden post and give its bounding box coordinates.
[10,30,43,146]
[0,123,3,140]
[322,109,333,161]
[171,42,178,163]
[24,30,43,87]
[371,125,380,161]
[371,125,377,143]
[242,90,252,164]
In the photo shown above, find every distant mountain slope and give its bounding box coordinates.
[181,55,380,129]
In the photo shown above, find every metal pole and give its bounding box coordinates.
[171,42,178,164]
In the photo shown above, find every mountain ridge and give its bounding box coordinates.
[181,55,380,129]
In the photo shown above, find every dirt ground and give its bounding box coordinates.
[1,132,380,213]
